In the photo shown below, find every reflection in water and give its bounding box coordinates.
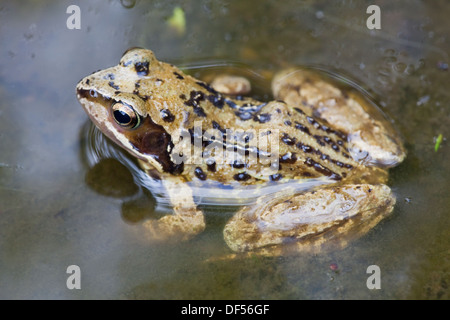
[80,121,162,225]
[85,158,138,198]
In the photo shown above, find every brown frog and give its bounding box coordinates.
[76,48,405,254]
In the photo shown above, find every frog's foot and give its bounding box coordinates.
[142,176,205,242]
[142,207,204,242]
[223,184,395,253]
[272,68,406,168]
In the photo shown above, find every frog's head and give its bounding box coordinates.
[76,48,179,175]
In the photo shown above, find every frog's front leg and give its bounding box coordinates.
[142,176,205,242]
[223,184,395,253]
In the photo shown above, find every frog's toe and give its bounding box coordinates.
[142,208,205,242]
[223,184,395,253]
[348,129,406,167]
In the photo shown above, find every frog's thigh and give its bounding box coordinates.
[271,68,405,167]
[223,184,395,253]
[142,177,205,242]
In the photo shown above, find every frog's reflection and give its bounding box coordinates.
[85,158,138,198]
[80,121,161,225]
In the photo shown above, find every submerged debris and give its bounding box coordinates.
[437,61,448,71]
[434,134,443,152]
[167,6,186,35]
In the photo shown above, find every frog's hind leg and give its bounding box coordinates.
[141,176,205,242]
[223,184,395,254]
[272,68,406,167]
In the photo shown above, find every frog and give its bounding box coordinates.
[76,48,405,254]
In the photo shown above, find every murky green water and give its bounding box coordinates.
[1,0,449,299]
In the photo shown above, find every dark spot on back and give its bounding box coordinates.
[235,110,252,121]
[294,107,305,115]
[206,160,216,172]
[231,160,245,169]
[225,99,238,109]
[196,81,218,94]
[174,72,184,80]
[194,167,207,180]
[171,162,184,175]
[307,116,320,129]
[184,91,207,117]
[253,113,271,123]
[269,173,283,181]
[207,94,225,109]
[294,122,311,135]
[313,135,326,147]
[233,172,251,182]
[296,142,313,153]
[212,120,226,133]
[281,133,296,146]
[160,109,175,122]
[108,81,120,90]
[193,107,206,117]
[185,90,205,107]
[280,153,297,164]
[304,157,342,180]
[135,61,149,76]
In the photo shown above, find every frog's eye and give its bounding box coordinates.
[111,102,140,129]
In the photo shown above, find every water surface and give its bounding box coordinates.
[0,0,449,299]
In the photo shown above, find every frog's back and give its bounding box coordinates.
[77,48,372,187]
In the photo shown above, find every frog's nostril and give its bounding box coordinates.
[76,87,98,100]
[89,89,98,98]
